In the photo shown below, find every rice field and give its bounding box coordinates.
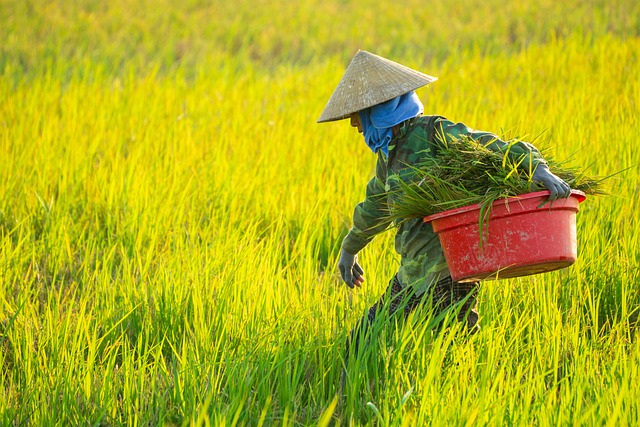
[1,0,639,425]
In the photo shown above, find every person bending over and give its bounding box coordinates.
[317,50,570,370]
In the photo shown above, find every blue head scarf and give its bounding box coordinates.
[359,91,424,156]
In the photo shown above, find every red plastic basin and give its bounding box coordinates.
[423,190,586,282]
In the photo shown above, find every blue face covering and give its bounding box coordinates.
[359,91,424,156]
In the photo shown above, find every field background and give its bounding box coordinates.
[1,0,639,425]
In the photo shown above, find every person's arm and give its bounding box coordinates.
[341,153,390,255]
[433,118,545,172]
[434,118,570,199]
[339,153,391,288]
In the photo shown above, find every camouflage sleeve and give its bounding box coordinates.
[434,118,546,173]
[341,153,390,255]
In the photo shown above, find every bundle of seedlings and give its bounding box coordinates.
[385,134,606,226]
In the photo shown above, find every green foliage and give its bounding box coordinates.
[1,0,639,79]
[0,0,639,425]
[385,134,607,222]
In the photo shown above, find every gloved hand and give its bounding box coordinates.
[532,164,571,201]
[338,249,364,289]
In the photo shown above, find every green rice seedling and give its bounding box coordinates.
[383,133,609,246]
[385,134,606,222]
[0,1,639,424]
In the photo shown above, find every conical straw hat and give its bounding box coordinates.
[317,50,437,123]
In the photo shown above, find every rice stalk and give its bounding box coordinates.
[384,134,607,224]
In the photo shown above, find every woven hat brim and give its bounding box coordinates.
[317,50,437,123]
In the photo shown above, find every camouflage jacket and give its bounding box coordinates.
[341,115,546,293]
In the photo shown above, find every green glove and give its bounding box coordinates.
[532,164,571,201]
[338,249,364,289]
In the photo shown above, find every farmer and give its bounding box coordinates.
[317,50,571,363]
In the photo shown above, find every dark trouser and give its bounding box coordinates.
[344,275,480,364]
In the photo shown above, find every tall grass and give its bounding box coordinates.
[2,0,639,78]
[1,1,639,425]
[383,133,606,224]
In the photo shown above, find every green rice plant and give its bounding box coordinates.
[386,134,606,220]
[384,133,608,244]
[0,1,639,424]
